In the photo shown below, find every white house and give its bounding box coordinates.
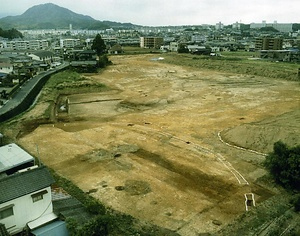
[28,51,54,64]
[169,42,179,52]
[0,63,13,74]
[0,166,56,235]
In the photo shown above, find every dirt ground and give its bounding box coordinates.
[18,54,300,235]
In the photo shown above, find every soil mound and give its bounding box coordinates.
[222,110,300,153]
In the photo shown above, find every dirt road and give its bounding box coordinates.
[19,54,300,235]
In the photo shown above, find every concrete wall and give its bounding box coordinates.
[0,65,68,122]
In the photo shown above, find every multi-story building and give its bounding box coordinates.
[250,21,293,33]
[215,22,224,30]
[140,37,164,49]
[170,42,179,52]
[5,40,49,50]
[255,37,283,50]
[59,39,81,48]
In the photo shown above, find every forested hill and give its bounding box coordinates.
[0,28,23,39]
[0,3,137,30]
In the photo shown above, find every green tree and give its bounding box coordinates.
[91,34,106,56]
[177,44,189,53]
[264,141,300,190]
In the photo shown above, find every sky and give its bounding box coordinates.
[0,0,299,26]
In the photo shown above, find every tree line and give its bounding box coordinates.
[0,27,23,39]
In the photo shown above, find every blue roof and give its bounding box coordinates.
[0,72,8,78]
[31,220,69,236]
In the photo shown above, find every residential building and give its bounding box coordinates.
[232,22,241,30]
[250,21,293,33]
[215,22,224,30]
[60,39,81,48]
[170,42,179,52]
[0,165,55,235]
[255,37,283,50]
[0,63,13,74]
[140,37,164,49]
[5,40,49,50]
[259,50,300,62]
[191,35,206,43]
[28,51,54,64]
[109,44,123,54]
[0,143,68,236]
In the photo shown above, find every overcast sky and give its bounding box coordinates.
[0,0,299,26]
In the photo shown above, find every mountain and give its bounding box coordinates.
[0,3,136,30]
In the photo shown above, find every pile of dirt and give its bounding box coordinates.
[222,109,300,153]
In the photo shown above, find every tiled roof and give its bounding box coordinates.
[53,198,94,224]
[0,166,55,204]
[29,51,54,58]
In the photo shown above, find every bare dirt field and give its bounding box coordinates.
[18,54,300,235]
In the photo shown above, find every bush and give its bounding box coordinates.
[98,55,112,68]
[292,195,300,212]
[264,141,300,191]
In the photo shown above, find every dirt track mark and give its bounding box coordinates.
[133,148,237,201]
[69,98,122,105]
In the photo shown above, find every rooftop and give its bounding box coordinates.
[0,143,35,173]
[0,165,55,204]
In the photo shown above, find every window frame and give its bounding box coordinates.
[31,190,48,203]
[0,204,14,220]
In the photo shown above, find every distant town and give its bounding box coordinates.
[0,20,299,105]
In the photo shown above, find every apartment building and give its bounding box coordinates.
[250,21,293,33]
[5,40,49,50]
[255,37,283,50]
[140,37,164,49]
[60,38,81,48]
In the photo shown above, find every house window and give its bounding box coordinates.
[0,205,14,219]
[31,190,48,203]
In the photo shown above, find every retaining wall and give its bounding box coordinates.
[0,65,69,122]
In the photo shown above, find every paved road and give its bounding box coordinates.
[0,62,69,122]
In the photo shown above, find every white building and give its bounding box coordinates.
[0,63,13,74]
[28,51,54,64]
[5,40,49,50]
[0,143,66,235]
[170,42,179,52]
[215,22,224,30]
[60,39,81,48]
[250,21,293,33]
[0,166,56,235]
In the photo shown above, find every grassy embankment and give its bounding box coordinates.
[158,51,300,81]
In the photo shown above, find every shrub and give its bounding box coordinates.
[264,141,300,190]
[98,55,112,68]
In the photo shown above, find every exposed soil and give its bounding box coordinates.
[16,54,300,235]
